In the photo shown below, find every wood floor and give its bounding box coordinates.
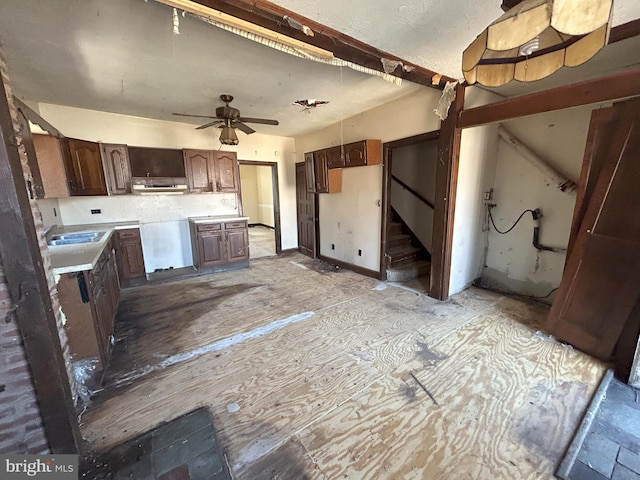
[81,254,605,479]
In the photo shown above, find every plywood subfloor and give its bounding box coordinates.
[82,254,605,479]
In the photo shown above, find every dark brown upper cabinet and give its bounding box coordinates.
[314,149,330,193]
[184,149,239,193]
[343,139,382,168]
[66,139,108,196]
[213,151,239,192]
[32,134,69,198]
[184,149,214,193]
[304,152,315,193]
[101,144,132,195]
[326,145,344,169]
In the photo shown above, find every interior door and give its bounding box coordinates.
[296,162,316,258]
[545,98,640,360]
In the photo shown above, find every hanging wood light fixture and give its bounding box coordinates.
[462,0,613,87]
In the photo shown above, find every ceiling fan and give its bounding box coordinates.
[173,94,279,145]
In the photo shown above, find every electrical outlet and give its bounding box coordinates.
[358,249,362,256]
[483,188,494,201]
[331,244,335,250]
[91,209,101,214]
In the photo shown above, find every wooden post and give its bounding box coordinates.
[0,71,81,453]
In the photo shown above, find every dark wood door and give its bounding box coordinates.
[184,149,213,192]
[545,99,640,360]
[213,151,239,192]
[199,231,224,266]
[68,139,107,195]
[101,144,131,195]
[296,162,316,258]
[226,229,249,261]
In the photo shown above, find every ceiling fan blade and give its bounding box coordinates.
[173,113,217,119]
[237,117,279,126]
[196,120,223,130]
[232,122,256,135]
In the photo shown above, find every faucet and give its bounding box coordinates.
[44,224,58,237]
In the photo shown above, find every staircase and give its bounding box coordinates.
[386,210,430,282]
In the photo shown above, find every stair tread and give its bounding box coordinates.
[387,259,430,272]
[388,245,422,256]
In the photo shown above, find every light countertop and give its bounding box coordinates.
[48,222,140,275]
[188,215,249,224]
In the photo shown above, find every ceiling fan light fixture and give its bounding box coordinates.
[219,125,239,146]
[462,0,612,87]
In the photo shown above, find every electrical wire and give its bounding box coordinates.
[488,208,534,234]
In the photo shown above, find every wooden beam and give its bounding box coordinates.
[431,83,465,300]
[169,0,453,88]
[12,96,64,138]
[0,76,81,452]
[458,68,640,129]
[610,18,640,44]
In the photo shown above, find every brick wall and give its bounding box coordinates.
[0,47,77,453]
[0,261,49,454]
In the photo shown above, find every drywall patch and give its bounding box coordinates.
[479,267,557,304]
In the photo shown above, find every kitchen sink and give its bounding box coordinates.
[47,231,106,246]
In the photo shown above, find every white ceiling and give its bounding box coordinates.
[1,0,639,139]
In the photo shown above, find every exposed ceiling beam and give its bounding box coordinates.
[458,67,640,129]
[12,96,64,138]
[164,0,454,88]
[610,18,640,44]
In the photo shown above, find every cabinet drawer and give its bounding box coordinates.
[224,221,247,230]
[117,228,140,240]
[197,223,222,232]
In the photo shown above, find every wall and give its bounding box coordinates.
[390,140,438,252]
[294,87,442,272]
[240,165,259,223]
[448,87,502,296]
[480,105,594,300]
[257,166,274,227]
[36,103,298,249]
[240,165,274,228]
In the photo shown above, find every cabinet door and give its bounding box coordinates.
[199,231,224,266]
[184,149,214,192]
[326,146,344,169]
[68,139,108,195]
[304,152,315,193]
[101,144,131,195]
[213,151,239,192]
[120,241,145,279]
[32,134,69,198]
[344,141,367,167]
[226,229,249,262]
[314,149,329,193]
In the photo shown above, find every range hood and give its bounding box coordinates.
[132,183,189,195]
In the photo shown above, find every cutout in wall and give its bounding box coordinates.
[91,209,101,214]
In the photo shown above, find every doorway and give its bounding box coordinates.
[382,131,441,294]
[295,162,316,258]
[238,161,282,258]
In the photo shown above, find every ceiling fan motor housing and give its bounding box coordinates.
[216,105,240,119]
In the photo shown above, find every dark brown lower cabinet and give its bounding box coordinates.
[190,219,249,271]
[115,228,146,286]
[88,239,120,366]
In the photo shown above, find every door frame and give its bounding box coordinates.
[238,160,282,254]
[381,130,442,294]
